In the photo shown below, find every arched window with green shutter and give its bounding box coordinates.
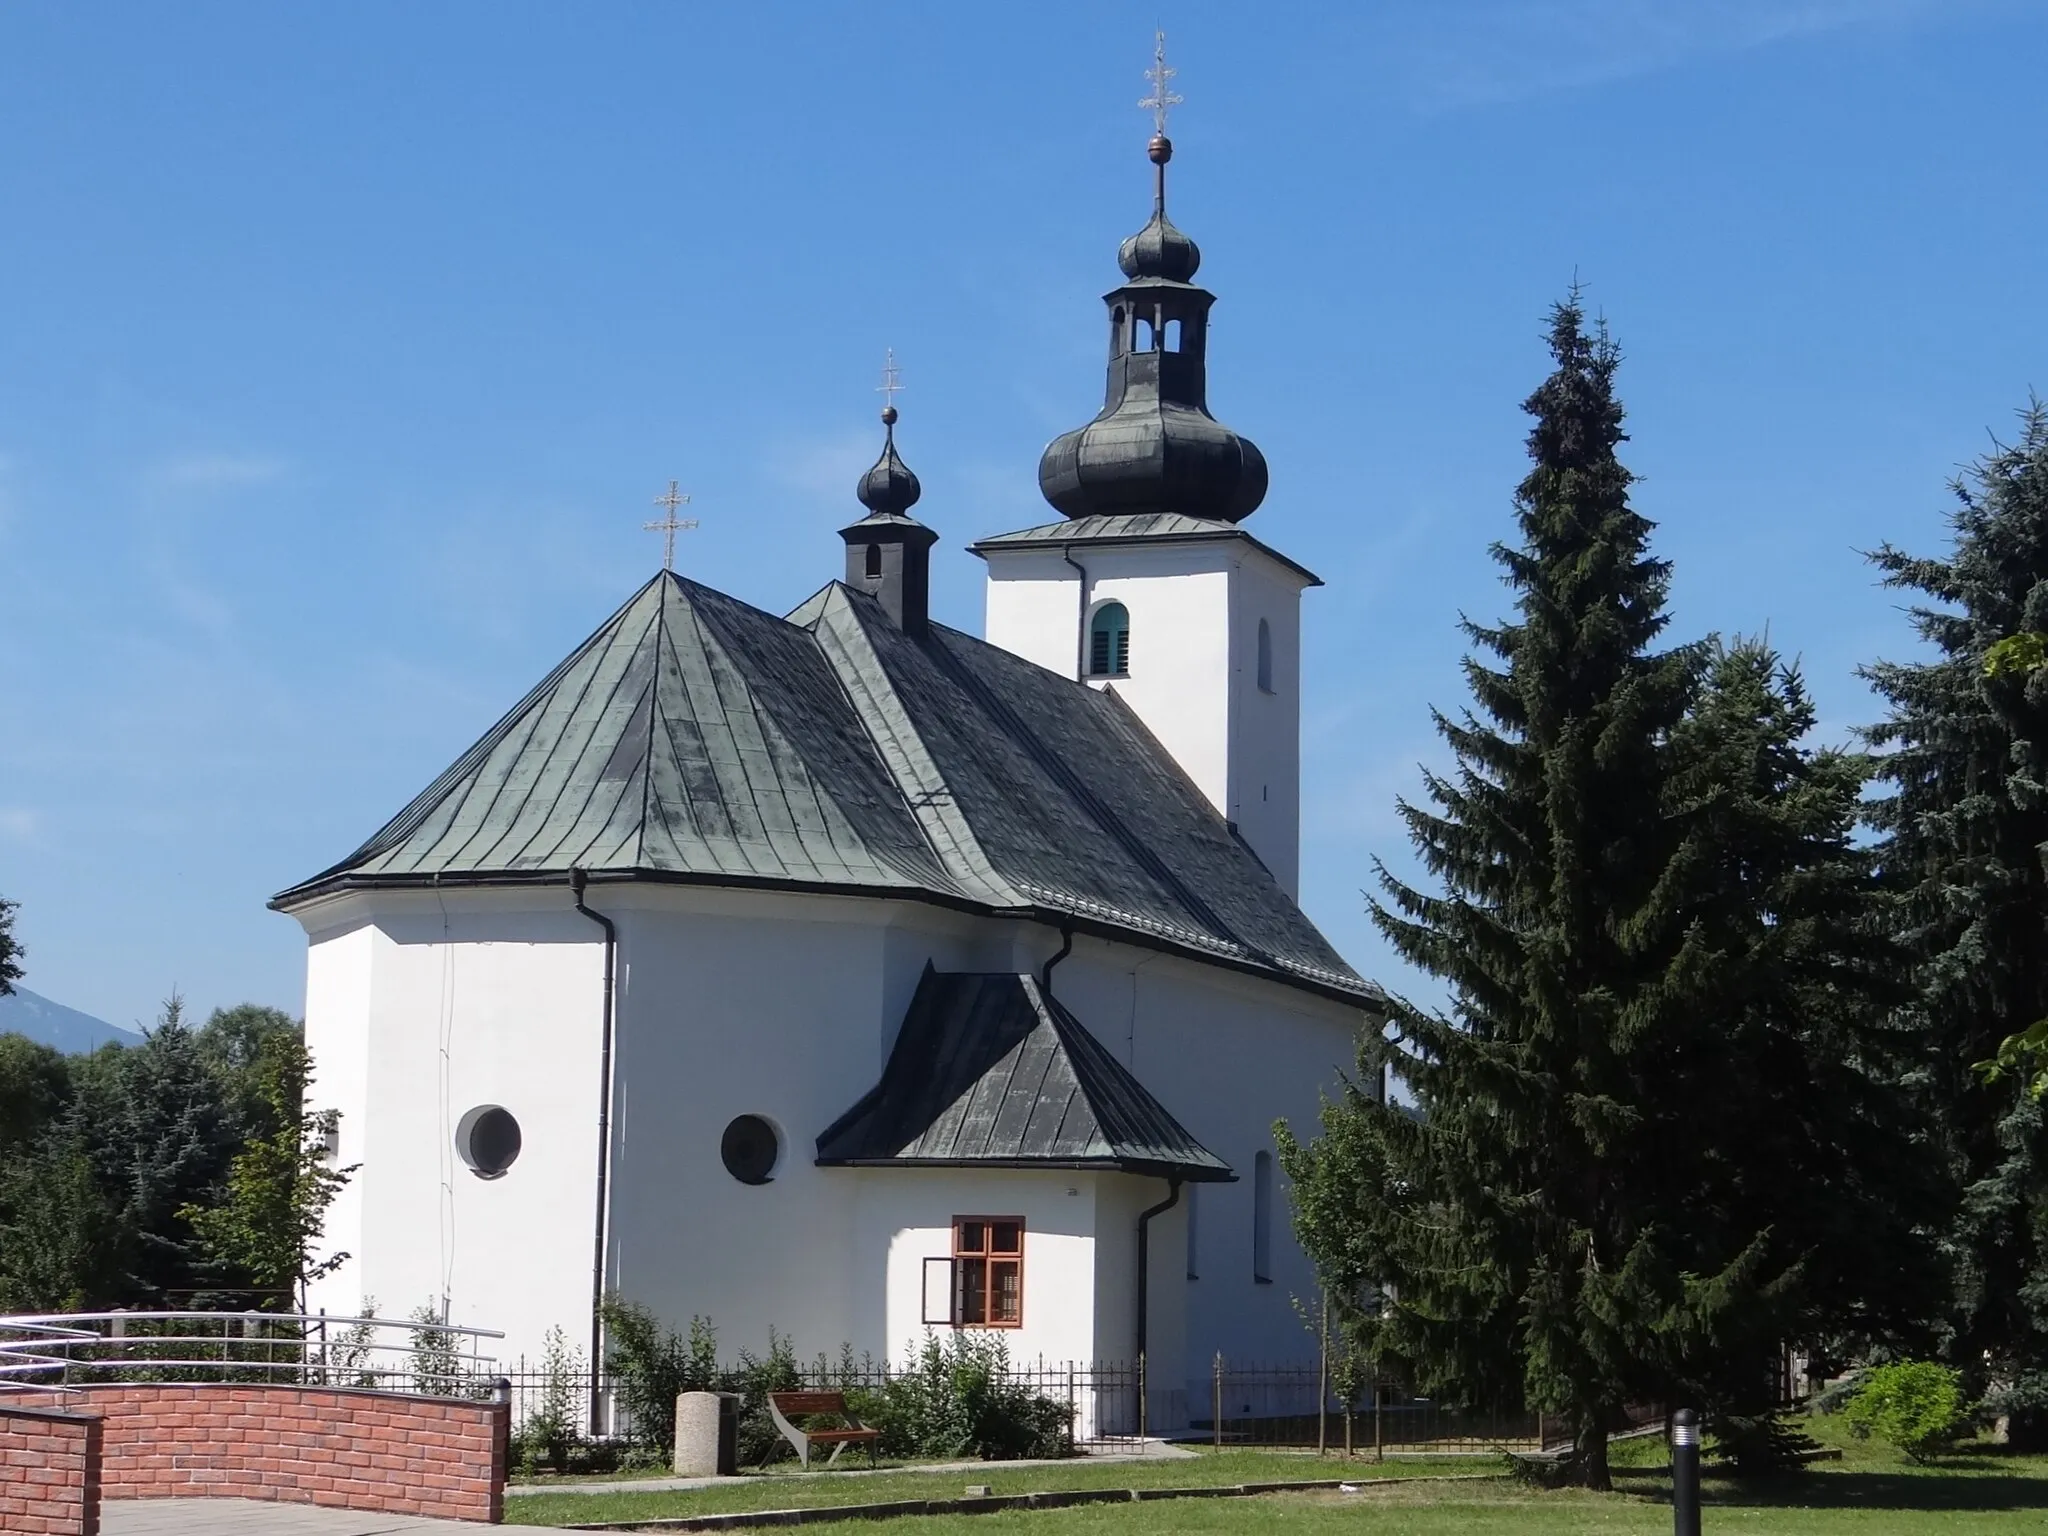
[1088,602,1130,677]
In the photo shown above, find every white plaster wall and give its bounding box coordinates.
[1038,935,1367,1394]
[301,918,372,1319]
[291,881,1363,1393]
[862,1168,1099,1372]
[981,538,1311,896]
[292,890,606,1374]
[596,887,988,1367]
[1226,554,1306,897]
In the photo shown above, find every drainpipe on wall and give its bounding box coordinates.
[570,868,617,1438]
[1134,1176,1183,1439]
[1037,927,1074,995]
[1062,548,1090,680]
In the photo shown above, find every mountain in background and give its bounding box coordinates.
[0,987,143,1053]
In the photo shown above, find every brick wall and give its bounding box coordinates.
[11,1384,506,1523]
[0,1402,103,1536]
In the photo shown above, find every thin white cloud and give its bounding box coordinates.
[1387,0,1978,109]
[0,807,41,841]
[150,454,287,491]
[765,431,878,505]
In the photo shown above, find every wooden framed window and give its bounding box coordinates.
[953,1217,1024,1327]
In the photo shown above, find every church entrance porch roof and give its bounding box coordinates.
[273,570,1378,1007]
[814,967,1232,1181]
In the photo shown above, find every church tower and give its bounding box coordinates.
[973,51,1318,898]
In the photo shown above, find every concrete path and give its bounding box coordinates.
[507,1436,1200,1498]
[102,1499,487,1534]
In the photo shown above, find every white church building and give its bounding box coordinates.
[275,125,1384,1431]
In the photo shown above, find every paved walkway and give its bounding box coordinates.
[102,1499,486,1534]
[506,1436,1200,1498]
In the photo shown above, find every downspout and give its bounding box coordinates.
[1135,1175,1183,1436]
[1037,926,1073,995]
[1063,548,1090,680]
[570,868,617,1437]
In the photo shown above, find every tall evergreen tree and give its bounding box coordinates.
[1659,641,1947,1378]
[0,894,22,996]
[1281,296,1706,1488]
[1862,399,2048,1445]
[69,995,241,1302]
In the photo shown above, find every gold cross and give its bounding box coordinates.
[876,348,904,412]
[645,480,698,572]
[1140,30,1181,138]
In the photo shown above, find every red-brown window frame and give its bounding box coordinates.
[952,1216,1025,1329]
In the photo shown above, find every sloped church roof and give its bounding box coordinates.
[816,968,1232,1180]
[273,571,1375,1006]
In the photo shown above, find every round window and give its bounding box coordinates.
[455,1105,522,1180]
[721,1115,780,1185]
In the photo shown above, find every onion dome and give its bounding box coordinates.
[856,405,922,518]
[1116,137,1201,282]
[1035,133,1267,524]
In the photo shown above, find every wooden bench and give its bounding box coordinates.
[766,1390,881,1469]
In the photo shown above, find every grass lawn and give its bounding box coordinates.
[504,1415,2048,1531]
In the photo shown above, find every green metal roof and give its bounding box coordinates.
[815,967,1234,1181]
[275,571,1377,1006]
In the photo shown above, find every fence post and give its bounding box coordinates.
[1212,1353,1223,1450]
[1374,1378,1383,1462]
[1138,1351,1148,1441]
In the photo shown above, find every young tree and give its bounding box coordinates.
[182,1032,353,1309]
[1862,398,2048,1445]
[0,1129,127,1311]
[1281,295,1707,1488]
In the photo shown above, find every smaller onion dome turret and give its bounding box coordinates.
[856,404,922,518]
[1036,129,1266,524]
[842,365,938,636]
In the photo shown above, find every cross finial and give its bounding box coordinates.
[876,348,904,420]
[1140,30,1181,138]
[644,479,699,572]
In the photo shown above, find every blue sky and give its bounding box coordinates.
[1,0,2043,1031]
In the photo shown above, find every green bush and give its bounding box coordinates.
[1841,1361,1966,1462]
[511,1325,585,1476]
[598,1294,720,1453]
[1709,1409,1823,1477]
[866,1333,1072,1461]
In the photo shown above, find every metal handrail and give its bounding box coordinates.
[0,1310,506,1397]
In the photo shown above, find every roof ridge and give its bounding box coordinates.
[803,586,1022,908]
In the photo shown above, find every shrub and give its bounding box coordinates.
[1709,1409,1823,1477]
[512,1325,585,1475]
[867,1333,1071,1461]
[598,1294,719,1452]
[1842,1361,1966,1462]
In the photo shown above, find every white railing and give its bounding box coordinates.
[0,1311,505,1399]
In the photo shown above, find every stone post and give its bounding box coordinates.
[674,1391,732,1477]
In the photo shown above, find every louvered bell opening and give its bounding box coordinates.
[1088,602,1130,678]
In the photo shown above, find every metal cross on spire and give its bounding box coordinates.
[876,348,904,416]
[1140,29,1182,138]
[644,479,698,571]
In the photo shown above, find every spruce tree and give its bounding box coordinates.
[1281,295,1705,1488]
[1862,399,2048,1445]
[1659,642,1946,1383]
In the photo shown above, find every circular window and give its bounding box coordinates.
[455,1105,522,1180]
[721,1115,780,1185]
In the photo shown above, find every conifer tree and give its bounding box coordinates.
[1282,295,1706,1488]
[1862,399,2048,1445]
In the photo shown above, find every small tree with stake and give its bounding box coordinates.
[181,1032,354,1310]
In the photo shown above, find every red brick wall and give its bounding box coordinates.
[0,1402,103,1536]
[11,1384,506,1523]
